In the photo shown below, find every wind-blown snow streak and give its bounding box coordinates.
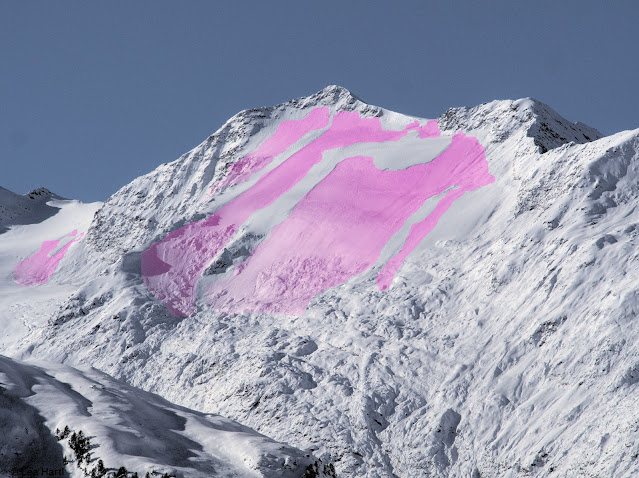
[13,230,84,286]
[141,108,493,317]
[377,132,494,289]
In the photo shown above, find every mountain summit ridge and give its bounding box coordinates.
[84,87,603,264]
[0,186,66,234]
[438,95,603,154]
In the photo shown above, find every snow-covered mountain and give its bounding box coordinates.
[3,85,639,477]
[0,187,65,234]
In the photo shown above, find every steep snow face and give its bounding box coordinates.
[84,86,384,265]
[6,86,639,477]
[0,355,332,478]
[140,107,493,317]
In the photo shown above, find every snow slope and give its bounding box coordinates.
[0,190,332,477]
[0,194,101,356]
[3,86,639,476]
[0,355,331,478]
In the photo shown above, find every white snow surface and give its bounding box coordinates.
[0,355,326,477]
[3,86,639,477]
[0,196,101,354]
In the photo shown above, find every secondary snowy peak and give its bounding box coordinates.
[0,186,64,233]
[25,187,65,200]
[439,97,603,153]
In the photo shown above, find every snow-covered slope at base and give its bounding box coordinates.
[5,86,639,477]
[0,355,332,478]
[0,196,101,356]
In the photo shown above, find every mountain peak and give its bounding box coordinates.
[519,97,603,152]
[286,85,381,116]
[26,187,65,201]
[0,186,64,233]
[312,84,361,103]
[439,97,603,153]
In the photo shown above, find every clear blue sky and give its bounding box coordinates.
[2,1,638,202]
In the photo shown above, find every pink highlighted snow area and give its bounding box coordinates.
[14,230,84,286]
[210,107,330,194]
[141,107,494,317]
